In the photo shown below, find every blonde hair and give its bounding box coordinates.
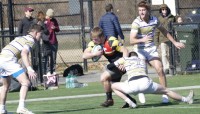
[91,27,104,39]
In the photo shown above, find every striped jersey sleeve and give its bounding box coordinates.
[2,35,35,59]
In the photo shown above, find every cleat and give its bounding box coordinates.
[121,97,137,108]
[16,107,34,114]
[121,102,129,108]
[100,99,114,107]
[187,90,194,104]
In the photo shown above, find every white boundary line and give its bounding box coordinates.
[6,106,200,113]
[7,85,200,104]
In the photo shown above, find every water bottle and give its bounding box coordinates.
[70,75,76,88]
[66,74,71,88]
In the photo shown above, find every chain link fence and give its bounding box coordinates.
[0,0,200,77]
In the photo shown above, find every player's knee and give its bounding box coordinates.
[163,88,171,95]
[155,66,163,74]
[21,80,31,87]
[100,73,111,82]
[102,76,111,82]
[1,85,9,92]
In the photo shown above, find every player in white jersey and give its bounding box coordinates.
[0,24,42,114]
[110,52,194,108]
[129,1,185,103]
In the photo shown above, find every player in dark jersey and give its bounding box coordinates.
[83,27,137,107]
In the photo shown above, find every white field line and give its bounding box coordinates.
[7,85,200,104]
[6,106,200,113]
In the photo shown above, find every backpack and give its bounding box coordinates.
[63,64,84,77]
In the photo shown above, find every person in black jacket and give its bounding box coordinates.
[18,7,35,36]
[99,3,125,44]
[34,11,52,76]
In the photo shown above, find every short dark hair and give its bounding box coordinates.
[105,3,113,12]
[129,51,138,57]
[28,24,43,33]
[138,1,150,11]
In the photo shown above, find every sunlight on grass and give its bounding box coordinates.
[4,74,200,114]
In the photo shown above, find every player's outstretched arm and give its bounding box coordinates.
[158,26,185,49]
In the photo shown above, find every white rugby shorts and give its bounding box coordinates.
[0,55,24,78]
[133,45,159,61]
[119,77,159,95]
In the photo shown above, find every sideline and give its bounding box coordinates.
[7,85,200,104]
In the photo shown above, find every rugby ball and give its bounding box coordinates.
[91,45,102,62]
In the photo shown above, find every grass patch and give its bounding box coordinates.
[4,74,200,114]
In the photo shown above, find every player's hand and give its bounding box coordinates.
[28,71,37,80]
[51,25,55,29]
[121,39,125,44]
[142,35,153,43]
[27,67,37,80]
[117,64,126,72]
[93,50,103,56]
[174,42,185,49]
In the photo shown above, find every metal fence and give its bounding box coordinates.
[0,0,200,78]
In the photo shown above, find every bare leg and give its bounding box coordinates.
[100,71,114,107]
[16,72,31,108]
[149,59,167,87]
[154,84,193,104]
[0,77,11,112]
[150,59,169,103]
[112,82,136,108]
[100,71,112,94]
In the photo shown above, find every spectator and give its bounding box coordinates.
[45,9,60,75]
[154,4,176,75]
[18,7,35,36]
[176,15,183,23]
[34,11,51,76]
[99,3,125,44]
[0,24,42,114]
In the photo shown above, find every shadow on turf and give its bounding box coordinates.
[137,102,179,108]
[193,98,200,104]
[43,107,102,114]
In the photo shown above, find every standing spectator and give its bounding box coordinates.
[0,24,42,114]
[99,3,125,44]
[45,9,60,75]
[34,11,51,76]
[130,1,185,104]
[18,7,35,36]
[154,4,176,74]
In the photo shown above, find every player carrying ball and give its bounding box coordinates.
[83,27,138,108]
